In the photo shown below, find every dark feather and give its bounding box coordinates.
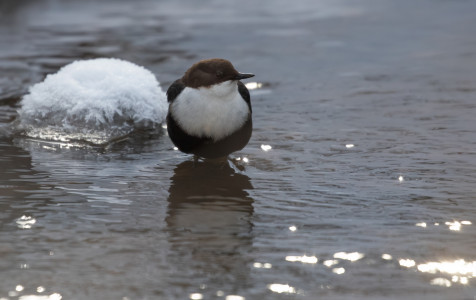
[166,113,207,154]
[237,81,252,112]
[166,79,186,103]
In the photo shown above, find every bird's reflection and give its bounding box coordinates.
[166,160,254,296]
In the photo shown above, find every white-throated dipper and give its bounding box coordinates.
[166,58,254,159]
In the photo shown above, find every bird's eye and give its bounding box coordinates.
[216,70,223,78]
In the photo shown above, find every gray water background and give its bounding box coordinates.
[1,0,476,299]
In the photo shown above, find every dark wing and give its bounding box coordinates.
[166,79,186,103]
[167,113,209,154]
[237,81,252,113]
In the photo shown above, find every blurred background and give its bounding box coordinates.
[1,0,476,299]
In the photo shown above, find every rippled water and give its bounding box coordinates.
[1,0,476,299]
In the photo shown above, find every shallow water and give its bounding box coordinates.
[1,0,476,299]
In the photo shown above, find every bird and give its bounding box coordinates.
[166,58,254,159]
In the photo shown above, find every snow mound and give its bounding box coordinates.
[17,58,167,144]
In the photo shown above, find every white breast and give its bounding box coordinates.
[170,81,250,141]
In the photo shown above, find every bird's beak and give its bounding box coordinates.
[234,73,255,80]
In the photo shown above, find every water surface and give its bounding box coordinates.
[1,0,476,299]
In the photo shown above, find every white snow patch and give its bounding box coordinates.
[17,58,167,144]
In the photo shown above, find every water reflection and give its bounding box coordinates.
[225,295,245,300]
[1,282,62,300]
[323,259,339,267]
[399,257,476,286]
[244,82,263,90]
[332,267,345,275]
[333,251,364,262]
[260,144,272,152]
[166,160,254,297]
[18,293,62,300]
[16,215,37,229]
[285,255,318,264]
[413,220,472,231]
[445,220,471,231]
[267,283,296,294]
[430,277,452,287]
[399,258,416,268]
[253,262,272,269]
[189,293,203,300]
[417,259,476,277]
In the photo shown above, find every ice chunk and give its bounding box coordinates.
[17,58,167,144]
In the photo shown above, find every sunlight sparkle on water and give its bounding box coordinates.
[446,221,461,231]
[41,145,56,151]
[399,259,416,268]
[189,293,203,300]
[323,260,339,267]
[245,82,263,90]
[236,157,249,163]
[398,175,404,182]
[382,254,393,260]
[261,144,272,151]
[345,144,354,148]
[285,255,318,264]
[18,293,62,300]
[417,259,476,277]
[268,284,296,294]
[332,267,346,275]
[399,258,475,285]
[16,216,36,229]
[225,295,245,300]
[444,220,472,231]
[333,252,364,262]
[253,262,272,269]
[289,225,297,231]
[415,222,427,228]
[430,278,452,287]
